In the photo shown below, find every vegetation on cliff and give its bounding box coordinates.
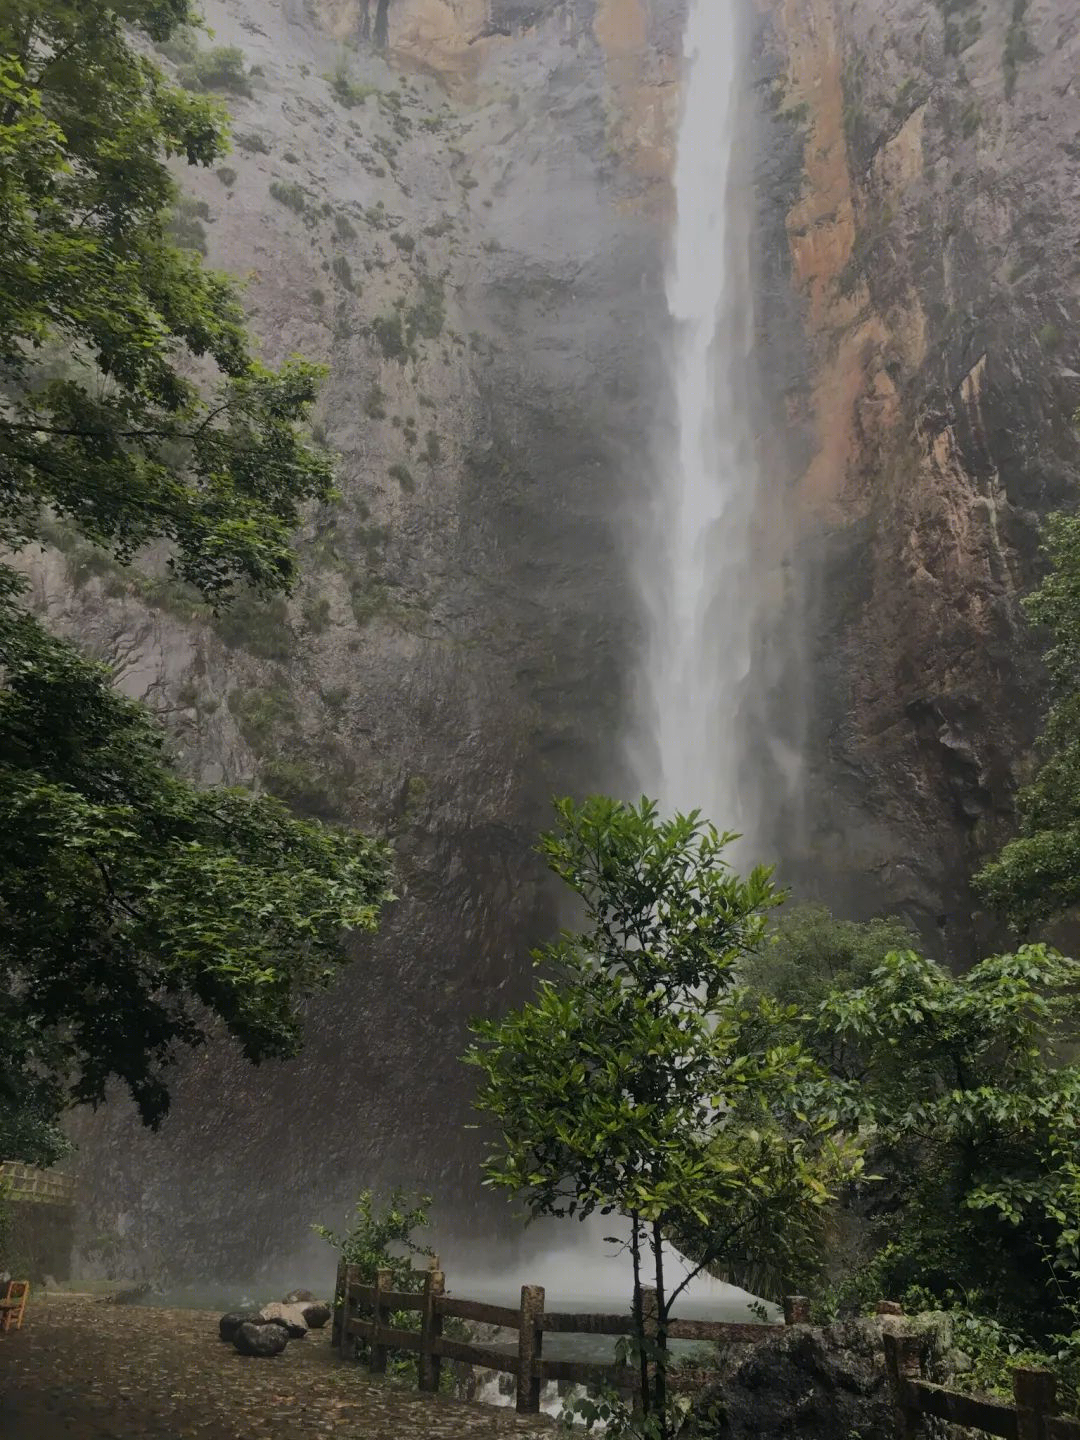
[976,513,1080,929]
[0,0,392,1166]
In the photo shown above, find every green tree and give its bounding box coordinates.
[0,0,333,599]
[466,798,861,1439]
[0,590,393,1162]
[811,944,1080,1341]
[975,513,1080,929]
[313,1187,435,1289]
[0,0,394,1161]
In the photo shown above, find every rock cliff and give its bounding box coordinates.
[34,0,1080,1273]
[751,0,1080,959]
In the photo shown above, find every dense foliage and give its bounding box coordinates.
[976,513,1080,929]
[467,798,862,1439]
[313,1188,435,1290]
[0,0,392,1163]
[799,943,1080,1343]
[0,0,334,598]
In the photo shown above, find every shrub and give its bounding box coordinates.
[260,758,338,818]
[331,255,355,292]
[311,288,326,308]
[236,131,269,154]
[364,384,387,419]
[334,213,358,242]
[388,463,414,492]
[227,684,297,749]
[217,167,237,187]
[178,46,253,97]
[424,429,440,464]
[283,150,299,164]
[303,596,332,634]
[213,593,293,660]
[405,278,445,344]
[371,313,407,360]
[269,179,306,213]
[391,230,415,255]
[326,58,377,109]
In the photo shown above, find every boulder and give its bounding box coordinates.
[234,1321,289,1357]
[219,1309,263,1342]
[282,1289,317,1304]
[693,1316,954,1440]
[298,1300,331,1329]
[258,1301,309,1338]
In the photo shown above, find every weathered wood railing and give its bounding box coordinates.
[885,1330,1080,1439]
[334,1260,798,1414]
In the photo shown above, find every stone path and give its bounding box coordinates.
[0,1296,557,1439]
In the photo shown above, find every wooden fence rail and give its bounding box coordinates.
[334,1259,788,1414]
[884,1330,1080,1439]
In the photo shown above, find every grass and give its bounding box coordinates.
[269,179,306,213]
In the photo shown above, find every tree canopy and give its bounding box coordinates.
[0,0,393,1164]
[800,943,1080,1341]
[0,0,333,600]
[467,798,861,1437]
[976,514,1080,929]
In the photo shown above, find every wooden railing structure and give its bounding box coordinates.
[885,1330,1080,1439]
[335,1260,808,1414]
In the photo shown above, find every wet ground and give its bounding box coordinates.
[0,1296,556,1439]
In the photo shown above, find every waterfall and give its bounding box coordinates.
[638,0,756,837]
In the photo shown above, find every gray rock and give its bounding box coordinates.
[298,1300,331,1329]
[694,1319,902,1440]
[258,1301,308,1338]
[219,1309,263,1342]
[234,1321,289,1357]
[282,1289,317,1304]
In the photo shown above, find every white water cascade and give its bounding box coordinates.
[638,0,757,834]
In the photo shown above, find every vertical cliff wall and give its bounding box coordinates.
[751,0,1080,958]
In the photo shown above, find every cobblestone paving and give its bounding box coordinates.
[0,1297,557,1439]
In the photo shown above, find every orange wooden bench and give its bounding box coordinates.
[0,1280,29,1331]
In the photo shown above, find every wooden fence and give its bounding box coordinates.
[335,1260,807,1414]
[885,1330,1080,1439]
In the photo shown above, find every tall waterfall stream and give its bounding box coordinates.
[641,0,757,836]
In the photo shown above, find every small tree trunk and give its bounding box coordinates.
[652,1220,669,1440]
[631,1214,649,1419]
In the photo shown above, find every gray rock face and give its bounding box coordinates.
[298,1301,331,1330]
[219,1309,263,1342]
[258,1302,309,1338]
[234,1321,290,1357]
[695,1320,899,1440]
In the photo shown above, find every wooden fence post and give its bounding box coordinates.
[1014,1366,1057,1440]
[370,1267,391,1375]
[333,1258,345,1345]
[339,1263,358,1361]
[883,1331,921,1440]
[418,1266,444,1394]
[516,1284,544,1414]
[783,1296,811,1325]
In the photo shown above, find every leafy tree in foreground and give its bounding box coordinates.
[466,798,861,1440]
[975,513,1080,929]
[808,944,1080,1342]
[0,0,333,598]
[0,0,392,1162]
[0,589,393,1163]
